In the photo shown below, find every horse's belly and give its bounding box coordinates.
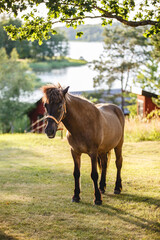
[98,119,123,153]
[98,135,121,153]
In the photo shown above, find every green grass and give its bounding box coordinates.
[29,58,87,72]
[125,117,160,142]
[0,134,160,240]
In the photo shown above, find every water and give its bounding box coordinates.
[36,41,106,92]
[67,41,105,62]
[37,65,96,91]
[30,41,122,102]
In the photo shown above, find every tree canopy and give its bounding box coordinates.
[0,17,69,59]
[0,48,38,133]
[136,59,160,94]
[93,25,151,88]
[1,0,160,43]
[0,18,31,57]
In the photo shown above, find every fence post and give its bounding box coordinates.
[61,130,63,139]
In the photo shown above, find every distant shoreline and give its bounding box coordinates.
[28,57,87,72]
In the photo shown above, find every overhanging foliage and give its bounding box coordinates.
[1,0,160,43]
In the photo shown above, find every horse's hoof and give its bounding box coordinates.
[114,189,121,194]
[94,200,102,205]
[72,196,80,203]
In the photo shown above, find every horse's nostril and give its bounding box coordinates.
[45,126,56,138]
[45,127,51,134]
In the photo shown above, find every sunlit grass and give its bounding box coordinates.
[125,116,160,141]
[0,134,160,240]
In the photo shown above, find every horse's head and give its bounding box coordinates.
[42,84,69,139]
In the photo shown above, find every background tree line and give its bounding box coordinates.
[0,47,39,133]
[0,17,69,60]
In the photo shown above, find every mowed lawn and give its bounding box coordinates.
[0,134,159,240]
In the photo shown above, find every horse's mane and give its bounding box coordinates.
[41,84,63,103]
[41,84,95,108]
[66,93,94,105]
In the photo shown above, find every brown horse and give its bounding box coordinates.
[42,84,125,205]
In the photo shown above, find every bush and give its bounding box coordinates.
[147,109,160,119]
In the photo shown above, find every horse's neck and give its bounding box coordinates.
[63,94,83,127]
[62,93,94,132]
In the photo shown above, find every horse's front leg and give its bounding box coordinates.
[90,153,102,205]
[71,149,81,203]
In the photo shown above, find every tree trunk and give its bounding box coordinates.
[120,72,125,113]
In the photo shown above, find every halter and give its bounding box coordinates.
[46,101,67,125]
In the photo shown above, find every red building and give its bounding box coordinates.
[28,99,46,133]
[137,90,160,117]
[28,99,64,134]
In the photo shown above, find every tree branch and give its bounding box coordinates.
[59,15,103,24]
[51,6,158,27]
[94,6,158,27]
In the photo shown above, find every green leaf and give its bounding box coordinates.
[76,31,83,38]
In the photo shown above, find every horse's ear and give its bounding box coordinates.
[63,86,69,96]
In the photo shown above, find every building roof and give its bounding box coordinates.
[141,90,158,99]
[132,87,159,99]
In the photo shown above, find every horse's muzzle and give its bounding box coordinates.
[45,125,57,139]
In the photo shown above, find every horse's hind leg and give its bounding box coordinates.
[71,149,81,203]
[114,144,123,194]
[99,152,110,194]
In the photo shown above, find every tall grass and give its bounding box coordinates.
[125,116,160,142]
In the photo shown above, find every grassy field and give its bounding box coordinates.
[0,133,160,240]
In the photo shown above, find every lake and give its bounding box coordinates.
[36,41,113,92]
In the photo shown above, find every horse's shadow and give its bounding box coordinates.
[0,230,18,240]
[108,192,160,207]
[80,192,160,234]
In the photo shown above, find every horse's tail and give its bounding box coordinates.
[97,151,111,172]
[97,156,101,171]
[107,151,111,167]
